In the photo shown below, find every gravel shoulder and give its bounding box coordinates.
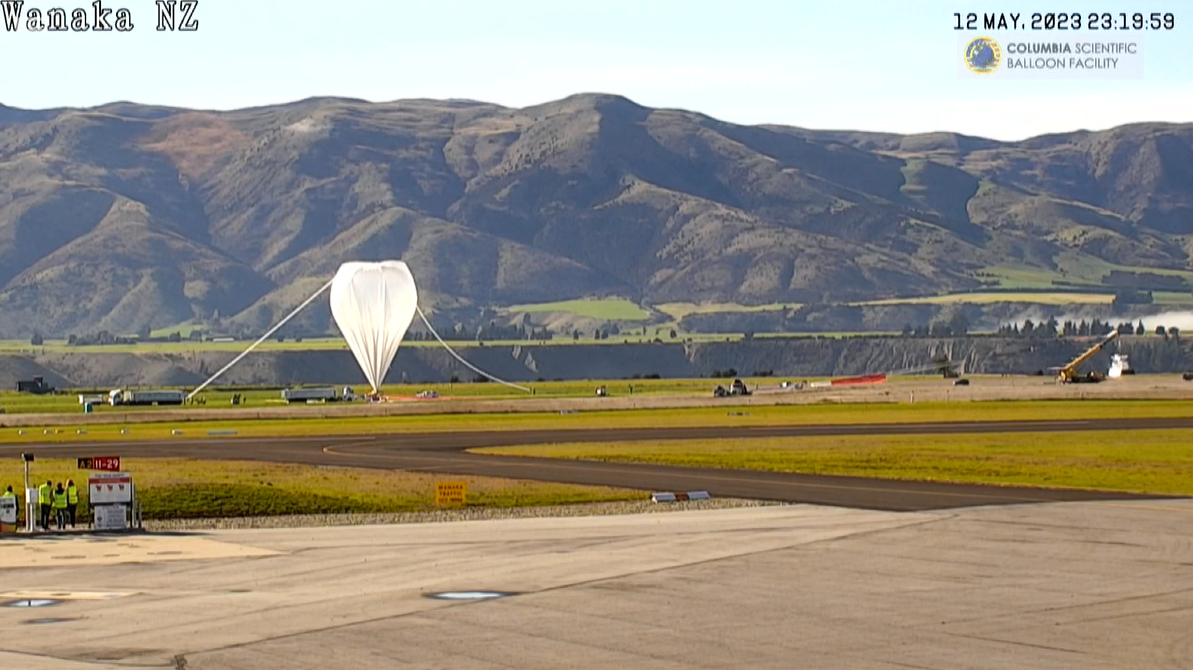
[144,498,784,531]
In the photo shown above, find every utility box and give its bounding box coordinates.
[16,376,54,394]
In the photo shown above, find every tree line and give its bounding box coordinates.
[899,316,1184,339]
[994,319,1181,339]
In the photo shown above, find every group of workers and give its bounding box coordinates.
[1,480,79,530]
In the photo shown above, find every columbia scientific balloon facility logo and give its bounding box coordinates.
[964,37,1001,74]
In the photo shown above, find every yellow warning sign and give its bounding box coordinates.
[435,481,467,506]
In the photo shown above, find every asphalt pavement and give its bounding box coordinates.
[2,416,1187,511]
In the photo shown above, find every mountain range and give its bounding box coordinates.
[0,93,1190,338]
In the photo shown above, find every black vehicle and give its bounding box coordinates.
[714,379,752,398]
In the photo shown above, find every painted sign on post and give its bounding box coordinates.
[435,481,467,506]
[93,504,128,531]
[89,473,133,505]
[78,456,121,472]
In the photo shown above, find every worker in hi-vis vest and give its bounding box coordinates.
[52,483,68,530]
[66,479,79,528]
[38,480,52,530]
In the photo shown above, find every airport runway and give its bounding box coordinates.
[3,416,1188,511]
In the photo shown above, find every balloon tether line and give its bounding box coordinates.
[187,278,335,401]
[185,277,532,400]
[415,305,532,393]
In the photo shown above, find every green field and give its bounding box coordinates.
[0,336,643,353]
[1154,292,1193,306]
[0,332,756,354]
[0,458,641,520]
[4,399,1192,444]
[754,331,906,339]
[0,377,787,414]
[654,302,795,319]
[980,253,1193,291]
[476,429,1193,496]
[854,292,1115,306]
[149,320,203,338]
[503,298,652,321]
[500,298,799,324]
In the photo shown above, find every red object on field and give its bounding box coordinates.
[830,374,887,386]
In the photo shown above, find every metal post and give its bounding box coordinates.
[22,457,33,533]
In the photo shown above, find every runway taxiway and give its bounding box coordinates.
[2,417,1186,511]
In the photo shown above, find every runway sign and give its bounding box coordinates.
[89,473,133,505]
[435,481,467,506]
[93,504,128,531]
[78,456,121,472]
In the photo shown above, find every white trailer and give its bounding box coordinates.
[109,389,186,406]
[281,387,339,403]
[1108,354,1133,378]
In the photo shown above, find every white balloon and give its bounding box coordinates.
[329,261,418,394]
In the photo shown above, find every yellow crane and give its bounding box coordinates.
[1055,329,1120,383]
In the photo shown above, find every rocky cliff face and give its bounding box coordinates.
[1,337,1186,389]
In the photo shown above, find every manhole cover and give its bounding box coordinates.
[425,591,517,601]
[4,599,60,608]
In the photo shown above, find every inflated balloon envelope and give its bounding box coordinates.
[186,258,526,402]
[329,261,418,394]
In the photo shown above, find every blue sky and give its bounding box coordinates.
[1,0,1189,140]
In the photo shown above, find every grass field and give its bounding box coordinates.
[475,429,1193,496]
[149,320,202,338]
[4,399,1192,444]
[755,331,905,339]
[980,254,1193,291]
[977,265,1073,290]
[854,292,1115,306]
[0,336,644,354]
[0,332,760,354]
[1,327,1063,355]
[0,377,785,414]
[654,302,794,319]
[501,298,797,324]
[503,298,652,321]
[0,458,642,520]
[1154,292,1193,306]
